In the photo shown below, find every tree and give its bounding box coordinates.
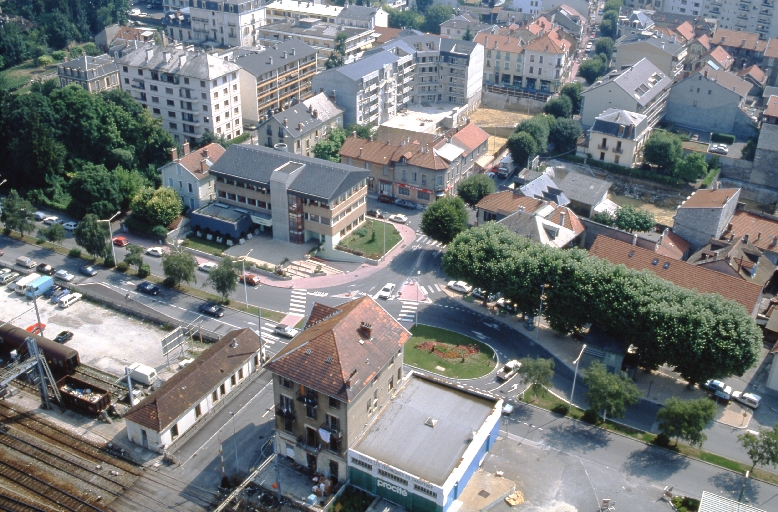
[507,131,539,170]
[68,163,123,218]
[463,25,474,41]
[517,357,555,399]
[345,123,373,139]
[457,174,495,209]
[52,50,67,62]
[74,213,111,260]
[549,117,583,153]
[37,55,53,67]
[313,127,350,162]
[739,425,778,472]
[656,397,716,447]
[516,116,551,151]
[674,153,708,182]
[643,130,683,171]
[83,42,100,56]
[0,190,35,236]
[583,362,640,420]
[386,7,424,29]
[205,256,238,303]
[594,37,615,61]
[420,197,469,244]
[578,56,607,83]
[124,244,145,272]
[612,204,655,232]
[421,4,454,34]
[162,249,197,287]
[130,186,182,228]
[560,82,583,115]
[39,223,66,246]
[543,95,573,118]
[326,32,348,69]
[741,138,756,161]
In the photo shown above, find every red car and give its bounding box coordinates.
[112,236,129,247]
[377,194,395,204]
[240,274,260,286]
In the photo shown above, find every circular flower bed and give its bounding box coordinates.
[416,341,480,359]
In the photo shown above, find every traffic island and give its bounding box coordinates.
[405,325,496,379]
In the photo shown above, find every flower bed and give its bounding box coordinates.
[416,341,480,359]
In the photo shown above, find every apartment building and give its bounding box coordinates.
[118,45,243,144]
[613,31,688,79]
[581,108,651,168]
[761,37,778,84]
[711,28,767,68]
[235,39,318,123]
[191,144,369,250]
[311,43,414,126]
[440,14,494,40]
[187,0,265,47]
[57,54,120,93]
[265,0,343,24]
[160,141,225,210]
[263,92,343,156]
[266,297,411,481]
[336,4,388,29]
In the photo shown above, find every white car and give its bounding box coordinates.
[447,280,472,294]
[732,391,761,409]
[388,214,408,224]
[34,212,47,221]
[128,8,141,15]
[274,324,300,338]
[54,270,75,282]
[496,360,522,381]
[43,216,62,225]
[377,283,396,299]
[198,262,218,272]
[146,247,165,257]
[502,402,515,415]
[62,221,78,231]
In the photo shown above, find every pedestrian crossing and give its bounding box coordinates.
[398,302,418,323]
[413,234,447,249]
[418,283,442,296]
[289,288,307,315]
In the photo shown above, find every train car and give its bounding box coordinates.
[0,322,80,375]
[56,376,110,415]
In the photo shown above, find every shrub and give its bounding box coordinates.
[711,133,735,144]
[551,403,570,415]
[68,247,82,258]
[138,264,151,278]
[116,262,129,272]
[163,276,176,287]
[36,236,46,244]
[103,256,116,268]
[582,409,600,424]
[654,432,672,447]
[355,227,369,237]
[37,55,54,67]
[152,225,168,239]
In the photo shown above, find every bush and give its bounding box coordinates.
[562,155,684,187]
[138,264,151,278]
[37,55,54,67]
[671,496,700,512]
[711,133,735,144]
[36,236,46,244]
[68,247,82,258]
[116,261,129,272]
[103,256,116,268]
[152,225,168,239]
[551,403,570,415]
[163,276,177,287]
[582,409,600,424]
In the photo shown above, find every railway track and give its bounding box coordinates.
[74,365,129,403]
[0,490,54,512]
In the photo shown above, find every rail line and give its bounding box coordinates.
[0,489,54,512]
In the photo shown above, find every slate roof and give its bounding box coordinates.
[265,297,411,402]
[678,188,739,209]
[691,64,752,99]
[119,46,240,79]
[616,32,685,57]
[591,108,647,139]
[260,19,368,40]
[234,39,317,77]
[335,49,402,81]
[711,28,767,52]
[476,191,548,217]
[583,58,671,108]
[498,203,584,248]
[687,236,776,286]
[272,93,342,137]
[557,172,611,207]
[757,122,778,150]
[58,54,117,76]
[124,329,261,433]
[337,4,379,22]
[211,145,368,201]
[401,35,481,57]
[519,174,570,206]
[451,123,489,155]
[589,235,762,313]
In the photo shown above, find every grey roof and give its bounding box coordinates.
[118,46,240,79]
[583,58,671,108]
[591,108,648,139]
[59,54,117,78]
[373,38,416,56]
[616,32,685,56]
[624,10,655,29]
[401,34,480,57]
[260,19,369,39]
[519,174,570,206]
[335,49,401,81]
[352,375,499,486]
[763,85,778,98]
[440,15,492,32]
[757,122,778,151]
[557,172,612,206]
[210,145,368,201]
[337,4,378,22]
[273,92,342,136]
[234,39,317,77]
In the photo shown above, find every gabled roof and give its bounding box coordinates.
[582,58,671,108]
[118,45,240,79]
[124,329,261,433]
[339,134,451,170]
[589,235,762,313]
[711,28,767,52]
[737,64,767,85]
[687,236,775,285]
[451,123,489,155]
[473,32,525,53]
[690,64,752,99]
[524,32,570,54]
[678,188,739,209]
[591,108,648,139]
[498,204,584,248]
[727,209,778,253]
[555,4,584,19]
[765,37,778,59]
[696,34,712,51]
[234,39,317,77]
[557,172,612,206]
[265,297,411,402]
[173,143,226,178]
[676,21,695,42]
[373,26,402,43]
[476,191,548,217]
[764,95,778,118]
[519,174,570,206]
[337,4,379,22]
[272,93,342,137]
[707,45,735,69]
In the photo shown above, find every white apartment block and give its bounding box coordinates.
[118,46,243,145]
[183,0,265,47]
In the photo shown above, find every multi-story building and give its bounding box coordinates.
[548,4,585,39]
[256,17,375,66]
[187,0,265,47]
[235,39,318,123]
[580,58,672,128]
[190,144,369,250]
[581,108,651,168]
[266,296,411,482]
[118,45,243,144]
[311,43,414,126]
[451,122,491,176]
[762,37,778,85]
[160,141,225,210]
[264,0,343,25]
[612,31,688,79]
[57,54,120,93]
[711,28,767,67]
[336,4,388,29]
[440,14,494,40]
[263,92,343,156]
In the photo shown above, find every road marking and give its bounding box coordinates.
[398,302,418,322]
[308,291,328,297]
[419,285,428,296]
[289,289,307,315]
[434,284,441,292]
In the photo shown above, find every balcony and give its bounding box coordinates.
[296,437,321,454]
[297,392,318,406]
[275,404,296,419]
[612,146,623,154]
[597,144,608,150]
[320,422,343,440]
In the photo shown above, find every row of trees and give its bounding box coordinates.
[578,37,616,84]
[442,222,763,386]
[600,0,623,39]
[641,130,711,181]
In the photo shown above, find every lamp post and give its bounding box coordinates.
[242,249,264,362]
[535,284,545,340]
[242,249,253,311]
[570,343,587,408]
[230,410,239,474]
[100,211,121,266]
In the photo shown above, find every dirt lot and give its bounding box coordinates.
[470,108,531,130]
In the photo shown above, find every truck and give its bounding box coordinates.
[24,275,55,299]
[56,376,111,415]
[496,360,522,381]
[127,362,158,386]
[14,273,41,295]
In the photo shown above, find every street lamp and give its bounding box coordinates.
[100,211,121,266]
[229,410,239,474]
[535,284,545,340]
[242,248,253,310]
[242,250,265,363]
[570,344,587,409]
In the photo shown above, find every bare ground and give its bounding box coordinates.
[470,108,531,129]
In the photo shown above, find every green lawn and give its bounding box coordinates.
[0,60,56,91]
[338,220,401,260]
[405,325,496,379]
[184,233,226,255]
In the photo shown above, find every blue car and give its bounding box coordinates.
[51,288,70,303]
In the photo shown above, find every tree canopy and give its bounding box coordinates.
[130,186,182,229]
[549,117,583,153]
[74,213,111,259]
[387,7,424,30]
[162,249,198,287]
[583,362,640,419]
[507,132,539,170]
[457,174,495,209]
[656,397,716,447]
[420,196,469,244]
[673,153,708,182]
[593,204,656,232]
[543,96,573,119]
[643,130,684,171]
[594,38,615,61]
[560,82,583,115]
[421,5,455,34]
[325,32,348,69]
[517,357,555,399]
[739,425,778,472]
[205,256,239,302]
[578,56,608,83]
[0,189,35,236]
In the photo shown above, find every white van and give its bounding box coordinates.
[14,273,41,295]
[127,362,157,386]
[59,292,82,308]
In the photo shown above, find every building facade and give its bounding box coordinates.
[57,54,120,93]
[612,32,687,79]
[263,92,343,156]
[672,188,742,250]
[159,141,225,210]
[186,0,265,47]
[118,45,243,144]
[582,109,650,168]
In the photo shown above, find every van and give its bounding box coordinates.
[16,256,37,269]
[24,276,55,299]
[15,273,41,295]
[59,292,82,308]
[128,362,157,386]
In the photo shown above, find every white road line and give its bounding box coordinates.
[289,298,307,305]
[434,284,441,292]
[419,286,428,296]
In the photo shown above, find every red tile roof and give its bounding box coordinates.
[373,27,402,44]
[589,236,762,313]
[451,123,489,155]
[711,28,767,52]
[765,95,778,118]
[474,32,525,53]
[696,34,711,51]
[765,38,778,59]
[654,230,691,260]
[737,64,767,84]
[727,209,778,252]
[524,32,569,54]
[176,142,226,177]
[707,46,734,69]
[476,190,547,217]
[266,297,411,402]
[340,134,450,170]
[676,21,695,42]
[678,188,739,209]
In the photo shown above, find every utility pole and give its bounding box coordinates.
[570,344,587,408]
[535,284,544,340]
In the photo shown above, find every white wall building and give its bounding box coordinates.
[159,141,226,210]
[186,0,265,47]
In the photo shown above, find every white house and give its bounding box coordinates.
[159,141,226,211]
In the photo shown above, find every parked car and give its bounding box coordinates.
[0,268,10,277]
[146,247,165,257]
[54,270,75,282]
[366,209,385,218]
[36,263,55,276]
[43,216,62,225]
[0,272,20,285]
[447,280,472,294]
[50,288,71,303]
[377,194,395,204]
[59,292,82,308]
[113,236,130,247]
[732,391,761,409]
[395,199,417,209]
[274,324,300,338]
[388,213,408,224]
[43,285,62,298]
[709,144,729,155]
[705,379,733,400]
[690,133,699,142]
[198,262,218,273]
[79,265,98,276]
[496,297,518,314]
[54,331,74,344]
[496,360,522,381]
[136,281,161,295]
[199,301,225,318]
[502,402,515,415]
[472,288,500,302]
[497,169,510,179]
[240,274,260,286]
[128,8,141,15]
[63,221,78,231]
[377,282,396,299]
[485,171,496,178]
[34,212,47,221]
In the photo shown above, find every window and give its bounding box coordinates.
[168,178,174,187]
[280,376,292,388]
[220,383,226,395]
[170,423,179,438]
[167,99,174,106]
[417,191,430,201]
[231,374,237,386]
[150,84,158,92]
[389,377,394,390]
[153,107,161,114]
[352,457,372,471]
[168,111,176,118]
[195,404,202,418]
[398,187,410,196]
[212,390,219,403]
[378,469,408,486]
[184,77,189,85]
[188,183,193,193]
[166,87,173,94]
[169,122,178,130]
[329,396,340,409]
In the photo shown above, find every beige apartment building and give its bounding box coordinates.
[57,54,120,93]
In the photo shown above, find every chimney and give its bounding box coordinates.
[346,369,358,388]
[331,90,336,102]
[313,109,318,118]
[661,227,668,244]
[632,233,638,245]
[182,141,190,156]
[290,48,295,56]
[283,51,288,59]
[360,321,372,338]
[352,130,357,137]
[743,234,750,244]
[359,147,363,157]
[284,118,288,127]
[298,122,303,130]
[268,56,273,65]
[320,87,324,93]
[170,147,178,161]
[200,159,207,172]
[163,51,171,62]
[727,223,734,231]
[203,148,209,158]
[179,54,187,66]
[772,235,778,246]
[757,232,762,241]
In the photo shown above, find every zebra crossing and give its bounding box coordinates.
[418,283,442,296]
[412,234,447,250]
[289,288,308,315]
[398,302,418,323]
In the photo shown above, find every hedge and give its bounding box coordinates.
[561,155,685,187]
[711,133,735,144]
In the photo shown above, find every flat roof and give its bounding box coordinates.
[352,375,499,486]
[381,104,465,134]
